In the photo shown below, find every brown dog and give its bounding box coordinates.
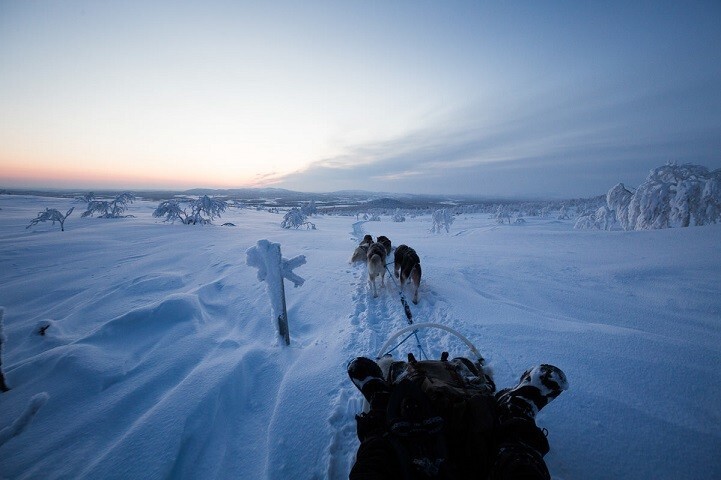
[376,235,392,256]
[394,244,422,304]
[366,242,387,297]
[350,235,374,263]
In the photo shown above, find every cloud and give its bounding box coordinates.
[271,80,721,198]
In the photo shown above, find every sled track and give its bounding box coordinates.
[324,221,512,477]
[322,222,412,477]
[327,221,511,478]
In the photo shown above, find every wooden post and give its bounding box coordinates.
[269,242,291,346]
[246,240,305,347]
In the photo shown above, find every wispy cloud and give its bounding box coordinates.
[271,80,721,197]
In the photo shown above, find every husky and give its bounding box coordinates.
[366,242,388,298]
[350,235,374,263]
[394,244,422,304]
[376,235,392,256]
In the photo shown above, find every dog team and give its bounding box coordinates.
[350,234,422,304]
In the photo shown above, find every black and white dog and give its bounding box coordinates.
[350,235,374,263]
[394,244,422,304]
[366,242,388,298]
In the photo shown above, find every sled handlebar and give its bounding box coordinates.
[377,322,484,364]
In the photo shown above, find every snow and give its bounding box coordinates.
[1,194,720,479]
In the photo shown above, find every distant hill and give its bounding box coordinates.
[0,186,602,212]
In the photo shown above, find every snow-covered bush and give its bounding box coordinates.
[281,208,316,229]
[430,209,455,233]
[26,207,74,232]
[574,206,615,230]
[1,307,9,392]
[391,209,406,222]
[82,193,135,218]
[607,163,721,230]
[153,196,228,225]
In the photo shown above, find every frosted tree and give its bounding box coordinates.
[392,209,406,222]
[300,200,317,217]
[281,208,316,229]
[606,183,635,230]
[574,206,614,230]
[431,208,455,233]
[153,200,190,224]
[1,307,9,392]
[607,163,721,230]
[153,196,228,224]
[557,205,570,220]
[494,205,511,224]
[27,207,74,232]
[188,195,228,225]
[76,192,95,203]
[82,193,135,218]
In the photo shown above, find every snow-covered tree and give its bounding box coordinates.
[574,206,615,230]
[188,195,227,225]
[300,200,317,217]
[281,208,316,229]
[607,163,721,230]
[431,208,455,233]
[557,205,570,220]
[391,209,406,222]
[606,183,635,230]
[153,196,228,225]
[1,307,9,392]
[494,205,511,225]
[76,192,95,203]
[26,207,74,232]
[82,193,135,218]
[153,200,190,224]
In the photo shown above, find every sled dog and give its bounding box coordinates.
[366,242,387,298]
[350,235,374,263]
[394,244,422,304]
[376,235,392,256]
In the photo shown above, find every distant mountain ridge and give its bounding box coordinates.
[0,186,597,207]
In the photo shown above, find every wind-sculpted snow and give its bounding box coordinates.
[0,195,720,479]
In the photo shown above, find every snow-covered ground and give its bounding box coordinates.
[1,194,720,479]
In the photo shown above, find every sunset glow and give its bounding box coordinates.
[1,1,719,196]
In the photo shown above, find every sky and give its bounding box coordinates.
[1,0,720,198]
